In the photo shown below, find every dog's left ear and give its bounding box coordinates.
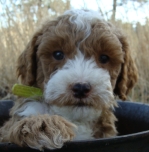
[17,30,42,86]
[114,33,138,100]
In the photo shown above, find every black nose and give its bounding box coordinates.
[72,83,91,98]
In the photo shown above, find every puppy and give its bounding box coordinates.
[0,9,137,150]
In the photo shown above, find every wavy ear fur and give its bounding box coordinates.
[114,33,138,100]
[17,31,42,86]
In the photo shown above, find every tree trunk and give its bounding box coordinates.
[112,0,117,21]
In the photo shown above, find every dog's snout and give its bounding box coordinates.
[72,83,91,98]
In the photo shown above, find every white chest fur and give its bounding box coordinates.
[49,105,102,140]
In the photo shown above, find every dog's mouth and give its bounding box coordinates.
[75,102,86,107]
[73,100,91,107]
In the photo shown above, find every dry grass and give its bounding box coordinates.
[0,1,149,102]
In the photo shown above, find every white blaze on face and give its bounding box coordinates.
[44,51,113,105]
[64,9,103,41]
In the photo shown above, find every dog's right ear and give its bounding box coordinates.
[17,31,42,86]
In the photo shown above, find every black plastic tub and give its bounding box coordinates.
[0,100,149,152]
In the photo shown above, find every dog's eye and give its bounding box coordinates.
[53,51,64,60]
[99,55,109,64]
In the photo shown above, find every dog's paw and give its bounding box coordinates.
[10,114,76,150]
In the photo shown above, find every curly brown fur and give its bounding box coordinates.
[93,107,118,138]
[113,31,138,100]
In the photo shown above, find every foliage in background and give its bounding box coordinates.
[0,0,149,102]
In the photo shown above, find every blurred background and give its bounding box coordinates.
[0,0,149,102]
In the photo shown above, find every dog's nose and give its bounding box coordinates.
[72,83,91,98]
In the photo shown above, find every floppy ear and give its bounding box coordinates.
[114,34,138,100]
[17,31,42,86]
